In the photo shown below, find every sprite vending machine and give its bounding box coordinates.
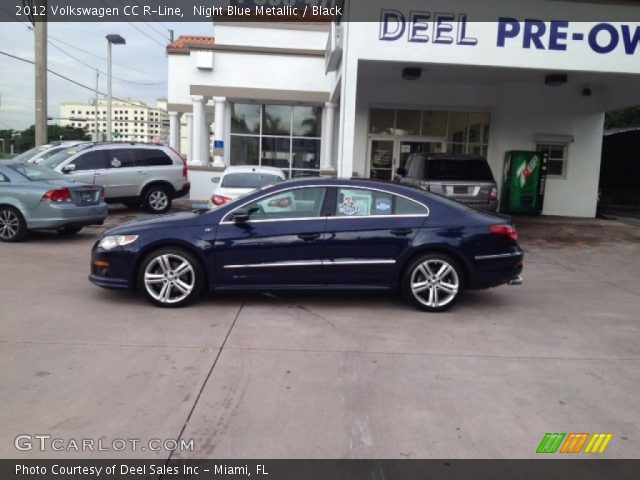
[500,151,548,215]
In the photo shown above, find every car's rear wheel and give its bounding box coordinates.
[143,186,171,214]
[138,247,204,308]
[57,225,83,235]
[402,253,463,312]
[0,206,27,242]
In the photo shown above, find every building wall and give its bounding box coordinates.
[59,99,168,143]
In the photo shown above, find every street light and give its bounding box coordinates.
[106,34,126,142]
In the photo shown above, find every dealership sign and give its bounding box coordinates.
[379,11,640,56]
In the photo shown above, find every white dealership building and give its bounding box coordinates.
[166,0,640,217]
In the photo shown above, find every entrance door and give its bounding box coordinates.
[368,139,444,180]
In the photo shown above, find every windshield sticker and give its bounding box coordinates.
[376,200,391,214]
[339,196,359,216]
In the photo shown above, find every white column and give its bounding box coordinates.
[212,97,226,168]
[190,95,207,166]
[320,102,337,176]
[169,112,180,149]
[185,113,193,163]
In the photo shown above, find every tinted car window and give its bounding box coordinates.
[136,149,173,167]
[41,144,93,169]
[108,149,138,168]
[335,188,427,217]
[238,187,326,221]
[221,173,282,189]
[73,150,106,171]
[427,158,494,182]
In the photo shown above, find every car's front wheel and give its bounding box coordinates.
[138,247,204,308]
[0,206,27,242]
[402,253,463,312]
[143,186,171,214]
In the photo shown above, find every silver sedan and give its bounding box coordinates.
[0,164,108,242]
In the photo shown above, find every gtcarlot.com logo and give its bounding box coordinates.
[537,433,613,454]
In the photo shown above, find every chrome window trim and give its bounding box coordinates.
[474,252,523,261]
[220,184,430,225]
[223,258,396,270]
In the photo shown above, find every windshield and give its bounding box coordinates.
[11,146,49,163]
[427,159,495,182]
[221,172,282,189]
[41,144,92,169]
[10,164,66,181]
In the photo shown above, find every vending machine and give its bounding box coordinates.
[500,151,548,215]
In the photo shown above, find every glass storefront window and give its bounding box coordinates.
[292,139,321,170]
[448,112,469,144]
[229,103,322,177]
[261,137,291,170]
[396,110,421,136]
[369,109,395,134]
[468,112,490,144]
[421,111,448,137]
[292,106,322,137]
[231,103,261,134]
[230,136,259,166]
[263,105,292,135]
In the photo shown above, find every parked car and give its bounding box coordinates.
[0,164,107,242]
[210,166,286,206]
[89,178,523,311]
[10,141,86,165]
[41,143,190,214]
[28,141,90,164]
[396,154,499,212]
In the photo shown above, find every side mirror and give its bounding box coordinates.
[63,164,76,173]
[232,209,250,224]
[396,167,407,177]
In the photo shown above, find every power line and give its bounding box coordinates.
[96,0,166,47]
[0,4,32,29]
[0,50,168,113]
[47,34,165,79]
[48,39,166,86]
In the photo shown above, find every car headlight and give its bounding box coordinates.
[98,235,139,250]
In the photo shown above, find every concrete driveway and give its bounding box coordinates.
[1,203,639,459]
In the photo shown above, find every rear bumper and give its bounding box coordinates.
[26,203,108,230]
[173,183,191,199]
[468,249,524,289]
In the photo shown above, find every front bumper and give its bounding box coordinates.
[89,247,137,291]
[89,274,131,290]
[27,203,108,230]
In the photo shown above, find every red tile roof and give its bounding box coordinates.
[167,36,215,54]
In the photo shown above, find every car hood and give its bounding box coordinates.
[104,211,203,235]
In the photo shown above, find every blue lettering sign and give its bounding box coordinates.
[497,18,520,47]
[379,10,405,41]
[589,23,619,54]
[408,11,430,43]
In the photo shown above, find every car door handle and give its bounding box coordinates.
[298,233,321,242]
[137,170,146,175]
[391,228,413,237]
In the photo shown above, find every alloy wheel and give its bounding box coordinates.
[143,254,195,304]
[148,191,169,212]
[0,209,20,241]
[410,258,460,309]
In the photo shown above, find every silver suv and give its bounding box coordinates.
[396,154,498,212]
[41,143,190,214]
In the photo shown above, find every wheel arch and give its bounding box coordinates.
[132,240,210,290]
[399,245,471,288]
[141,180,176,198]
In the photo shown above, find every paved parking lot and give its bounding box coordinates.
[1,203,639,459]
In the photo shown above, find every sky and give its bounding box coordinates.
[0,21,214,130]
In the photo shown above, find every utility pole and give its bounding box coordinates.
[94,69,99,142]
[34,0,48,146]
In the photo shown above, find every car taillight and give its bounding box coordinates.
[211,194,231,206]
[169,147,188,179]
[490,187,498,202]
[490,224,518,243]
[42,187,72,202]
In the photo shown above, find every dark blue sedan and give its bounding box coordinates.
[89,178,524,311]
